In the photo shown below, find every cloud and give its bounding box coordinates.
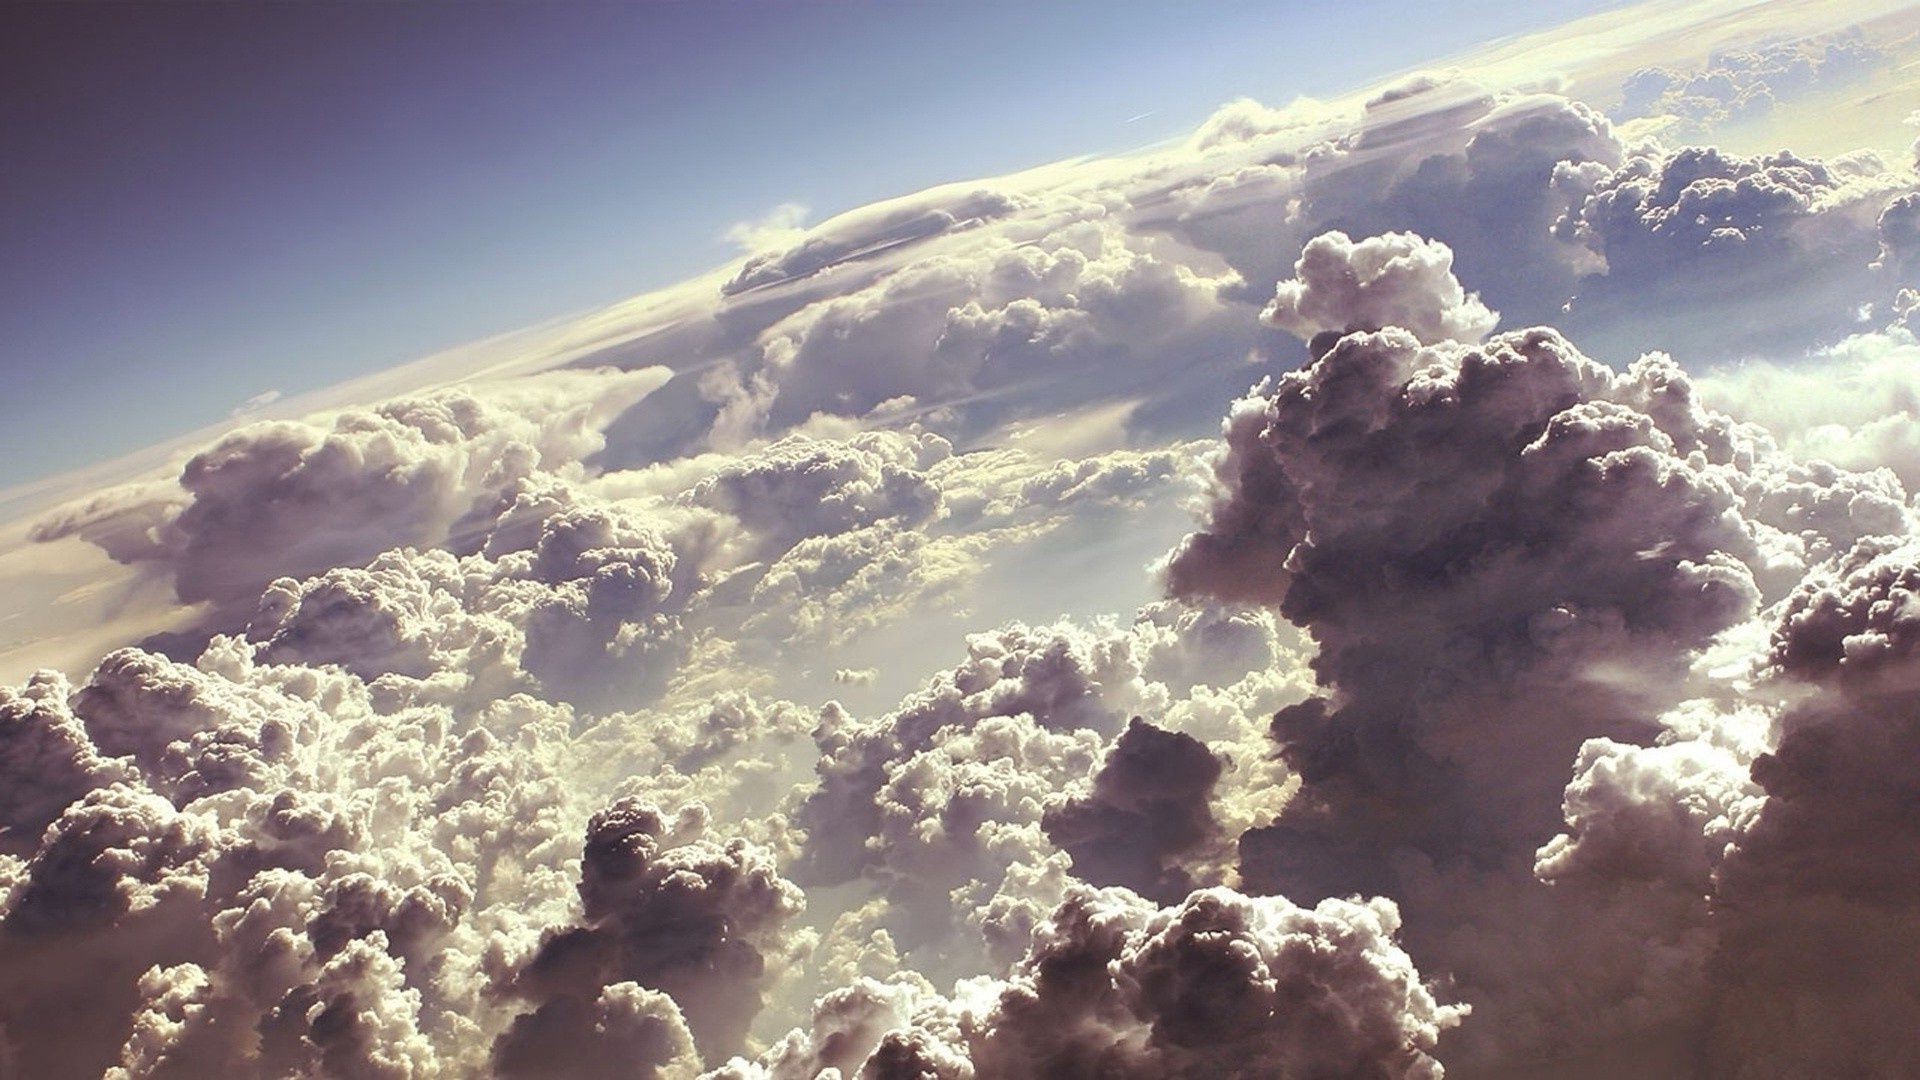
[1156,307,1920,1065]
[1615,30,1893,142]
[1262,230,1499,352]
[496,799,804,1065]
[1536,533,1920,1074]
[1041,717,1223,901]
[6,14,1920,1077]
[723,186,1028,296]
[699,218,1245,447]
[229,389,283,418]
[792,619,1148,888]
[1169,89,1618,335]
[1878,191,1920,281]
[0,671,136,853]
[34,367,672,608]
[1696,326,1920,491]
[724,885,1462,1080]
[725,204,810,255]
[688,430,949,556]
[1553,143,1914,359]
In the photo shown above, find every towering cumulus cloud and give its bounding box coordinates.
[714,885,1462,1079]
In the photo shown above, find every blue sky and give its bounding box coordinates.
[0,0,1618,489]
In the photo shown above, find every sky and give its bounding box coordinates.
[0,0,1622,490]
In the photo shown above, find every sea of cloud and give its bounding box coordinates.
[4,9,1920,1078]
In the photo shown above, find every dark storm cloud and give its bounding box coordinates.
[1041,717,1223,901]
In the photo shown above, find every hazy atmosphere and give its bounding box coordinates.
[3,1,1920,1076]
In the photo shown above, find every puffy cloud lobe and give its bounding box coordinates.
[868,714,1104,921]
[0,672,135,852]
[1676,538,1920,1073]
[1561,146,1894,259]
[1041,718,1222,902]
[244,490,710,710]
[1157,318,1883,1065]
[1615,31,1892,141]
[788,607,1290,986]
[248,550,521,687]
[3,782,215,937]
[74,647,304,784]
[794,620,1151,887]
[1771,534,1920,678]
[1535,703,1765,894]
[1263,231,1499,351]
[492,981,699,1080]
[1878,191,1920,282]
[702,974,951,1080]
[498,799,804,1065]
[106,961,236,1080]
[985,888,1460,1080]
[1166,328,1762,681]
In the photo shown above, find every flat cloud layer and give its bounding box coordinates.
[5,3,1920,1078]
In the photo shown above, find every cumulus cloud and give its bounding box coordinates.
[1263,230,1499,352]
[0,672,136,852]
[34,368,671,607]
[497,799,804,1065]
[1168,88,1619,332]
[1878,191,1920,281]
[1697,326,1920,490]
[688,430,949,556]
[1041,717,1222,901]
[1157,309,1920,1066]
[1554,143,1914,359]
[698,218,1246,448]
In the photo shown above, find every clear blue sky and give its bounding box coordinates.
[0,0,1617,489]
